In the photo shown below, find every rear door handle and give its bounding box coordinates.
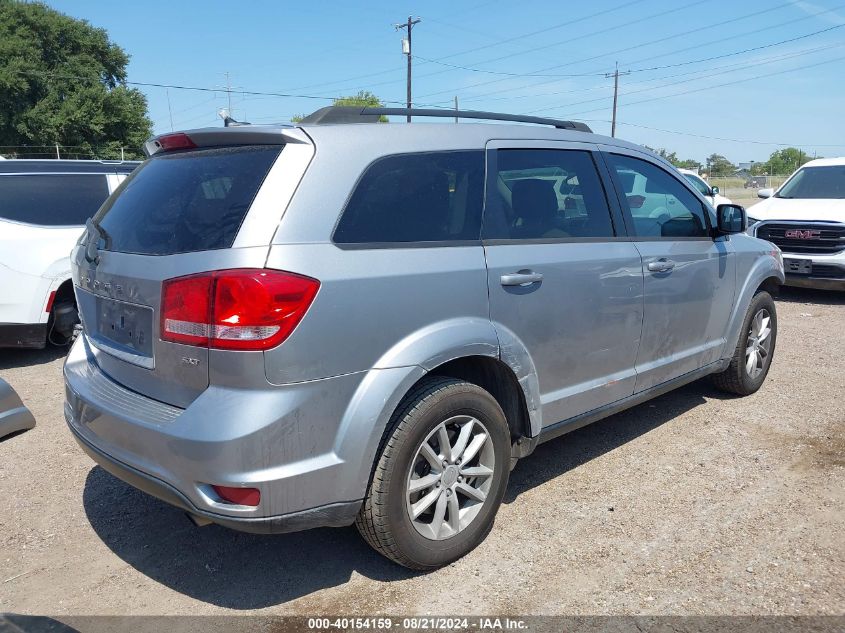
[647,258,676,273]
[500,271,544,286]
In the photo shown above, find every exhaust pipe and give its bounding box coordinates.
[186,512,213,527]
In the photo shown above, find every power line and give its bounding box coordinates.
[457,39,844,106]
[422,2,843,102]
[609,121,845,148]
[11,68,448,109]
[285,0,647,93]
[562,53,845,118]
[523,41,845,115]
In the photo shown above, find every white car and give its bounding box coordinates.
[0,160,137,348]
[678,168,733,208]
[747,157,845,291]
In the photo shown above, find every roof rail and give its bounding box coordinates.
[299,106,592,132]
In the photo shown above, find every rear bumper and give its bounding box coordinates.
[67,422,360,533]
[0,323,47,349]
[63,335,369,533]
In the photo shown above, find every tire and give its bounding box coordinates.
[355,376,511,570]
[712,291,777,395]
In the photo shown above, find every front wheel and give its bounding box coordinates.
[355,377,511,570]
[712,291,777,395]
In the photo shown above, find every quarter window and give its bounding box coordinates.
[484,149,615,240]
[609,154,710,238]
[0,174,110,226]
[333,151,484,244]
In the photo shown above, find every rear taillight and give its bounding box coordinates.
[161,269,319,351]
[154,132,197,152]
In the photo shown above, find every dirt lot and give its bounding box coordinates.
[0,288,842,618]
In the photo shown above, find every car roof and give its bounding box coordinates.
[801,157,845,168]
[0,159,139,174]
[169,121,653,157]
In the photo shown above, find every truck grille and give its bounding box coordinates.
[756,223,845,254]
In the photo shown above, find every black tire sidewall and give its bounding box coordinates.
[380,382,510,569]
[738,292,777,392]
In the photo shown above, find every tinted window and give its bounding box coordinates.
[609,155,710,238]
[0,174,109,226]
[777,165,845,199]
[484,149,614,240]
[95,145,281,255]
[334,151,484,244]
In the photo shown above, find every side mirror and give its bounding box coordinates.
[711,185,720,195]
[716,203,746,234]
[757,188,774,199]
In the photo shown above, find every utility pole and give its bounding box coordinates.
[605,62,630,138]
[454,96,459,123]
[55,143,60,159]
[395,16,421,122]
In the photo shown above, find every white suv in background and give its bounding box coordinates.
[748,158,845,291]
[679,168,733,208]
[0,160,137,348]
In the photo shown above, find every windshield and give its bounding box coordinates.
[777,165,845,199]
[683,173,711,196]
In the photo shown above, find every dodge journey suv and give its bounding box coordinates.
[64,107,784,569]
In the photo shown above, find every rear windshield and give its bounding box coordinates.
[777,165,845,199]
[0,174,110,226]
[94,145,282,255]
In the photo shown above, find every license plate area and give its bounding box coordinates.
[76,289,154,359]
[784,258,812,275]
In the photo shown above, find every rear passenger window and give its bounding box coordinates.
[95,145,281,256]
[608,154,710,238]
[333,151,484,244]
[0,174,109,226]
[484,149,615,240]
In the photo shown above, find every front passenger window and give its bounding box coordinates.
[608,154,710,238]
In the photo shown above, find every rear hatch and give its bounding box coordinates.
[72,129,312,408]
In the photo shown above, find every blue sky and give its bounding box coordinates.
[47,0,845,163]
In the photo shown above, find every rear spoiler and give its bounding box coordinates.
[144,126,311,157]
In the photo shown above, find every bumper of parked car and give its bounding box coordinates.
[63,335,366,534]
[780,252,845,291]
[0,323,47,349]
[0,378,36,439]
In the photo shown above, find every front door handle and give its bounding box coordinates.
[647,258,676,273]
[501,271,544,286]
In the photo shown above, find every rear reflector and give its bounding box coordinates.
[154,132,197,152]
[45,290,57,313]
[212,485,260,507]
[161,269,320,351]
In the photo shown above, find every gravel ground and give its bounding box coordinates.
[0,287,842,617]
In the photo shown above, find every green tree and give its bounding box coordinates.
[291,90,389,123]
[0,1,152,159]
[645,146,700,170]
[675,158,701,170]
[764,148,814,175]
[705,154,735,177]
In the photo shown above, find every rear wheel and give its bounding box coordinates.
[712,291,777,395]
[355,377,510,569]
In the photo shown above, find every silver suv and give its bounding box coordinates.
[64,107,785,569]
